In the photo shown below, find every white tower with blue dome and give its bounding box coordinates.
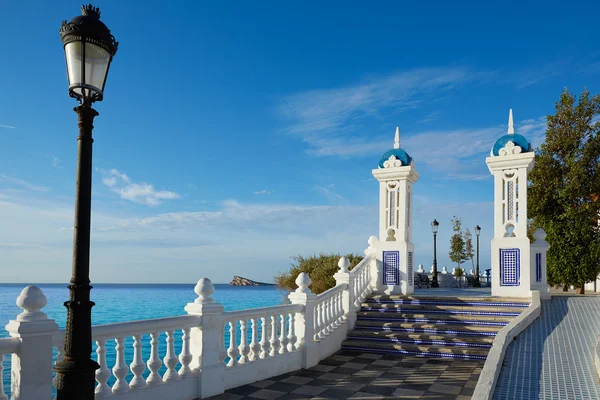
[372,127,419,295]
[486,110,548,298]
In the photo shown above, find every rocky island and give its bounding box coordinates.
[229,276,275,286]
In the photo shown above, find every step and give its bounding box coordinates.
[357,311,514,323]
[346,330,494,347]
[354,321,502,336]
[368,295,530,306]
[362,302,527,313]
[361,304,523,317]
[341,340,489,360]
[356,315,509,327]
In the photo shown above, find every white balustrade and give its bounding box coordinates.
[178,328,192,377]
[350,255,373,308]
[95,338,111,396]
[0,337,20,400]
[314,284,346,340]
[130,335,146,389]
[221,304,302,368]
[146,332,162,386]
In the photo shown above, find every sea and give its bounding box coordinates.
[0,283,285,396]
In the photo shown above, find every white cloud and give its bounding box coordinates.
[47,156,62,168]
[97,168,180,206]
[0,175,49,192]
[280,67,471,141]
[0,124,16,129]
[253,190,272,195]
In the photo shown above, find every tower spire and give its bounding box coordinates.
[507,109,514,135]
[393,126,400,149]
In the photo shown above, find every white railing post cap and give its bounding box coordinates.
[295,272,312,293]
[338,257,350,273]
[194,278,215,304]
[534,228,547,241]
[16,285,48,321]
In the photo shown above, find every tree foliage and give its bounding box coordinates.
[464,228,474,270]
[528,88,600,290]
[274,253,364,294]
[449,216,468,268]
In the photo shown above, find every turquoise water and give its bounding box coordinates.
[0,283,285,396]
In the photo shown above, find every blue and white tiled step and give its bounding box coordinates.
[342,295,530,360]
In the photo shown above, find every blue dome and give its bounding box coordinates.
[378,148,412,168]
[492,134,531,156]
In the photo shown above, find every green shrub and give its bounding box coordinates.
[274,253,364,294]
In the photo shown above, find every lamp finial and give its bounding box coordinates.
[81,4,101,19]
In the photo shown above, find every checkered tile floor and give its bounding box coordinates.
[206,351,483,400]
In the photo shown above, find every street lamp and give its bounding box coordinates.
[431,219,440,288]
[474,225,481,287]
[54,5,118,400]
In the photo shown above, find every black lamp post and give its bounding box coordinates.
[431,219,440,288]
[474,225,481,288]
[54,5,118,400]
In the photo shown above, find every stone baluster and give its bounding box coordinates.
[278,314,288,354]
[146,332,162,386]
[227,321,239,366]
[185,277,225,398]
[334,256,357,330]
[317,302,324,339]
[365,236,380,292]
[335,291,343,326]
[259,316,270,359]
[248,318,259,361]
[269,315,279,356]
[0,354,7,400]
[112,337,129,393]
[288,273,319,368]
[178,327,193,377]
[5,286,59,400]
[238,320,249,363]
[287,312,296,352]
[129,335,146,389]
[324,297,332,334]
[94,338,111,397]
[163,330,179,381]
[52,346,64,400]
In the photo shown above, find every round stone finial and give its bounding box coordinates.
[534,228,547,241]
[368,236,378,247]
[16,285,48,321]
[338,257,350,273]
[295,272,312,293]
[194,278,215,304]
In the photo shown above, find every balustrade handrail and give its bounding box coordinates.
[349,254,373,276]
[317,283,348,301]
[0,337,20,354]
[222,303,303,321]
[53,315,202,346]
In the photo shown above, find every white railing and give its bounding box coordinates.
[314,284,346,340]
[0,337,20,400]
[351,255,373,308]
[51,315,202,399]
[3,250,375,400]
[221,304,303,367]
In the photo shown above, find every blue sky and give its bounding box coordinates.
[1,1,599,283]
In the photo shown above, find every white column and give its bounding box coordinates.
[333,257,356,330]
[185,278,225,399]
[288,273,319,369]
[530,228,550,299]
[4,286,59,400]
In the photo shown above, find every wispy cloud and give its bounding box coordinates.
[0,175,49,192]
[516,60,568,89]
[280,67,471,141]
[0,124,16,129]
[253,190,272,195]
[315,185,347,203]
[47,156,62,168]
[418,111,441,124]
[97,168,180,206]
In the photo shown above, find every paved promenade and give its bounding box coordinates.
[494,294,600,400]
[209,351,483,399]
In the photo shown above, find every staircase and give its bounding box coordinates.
[341,295,530,360]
